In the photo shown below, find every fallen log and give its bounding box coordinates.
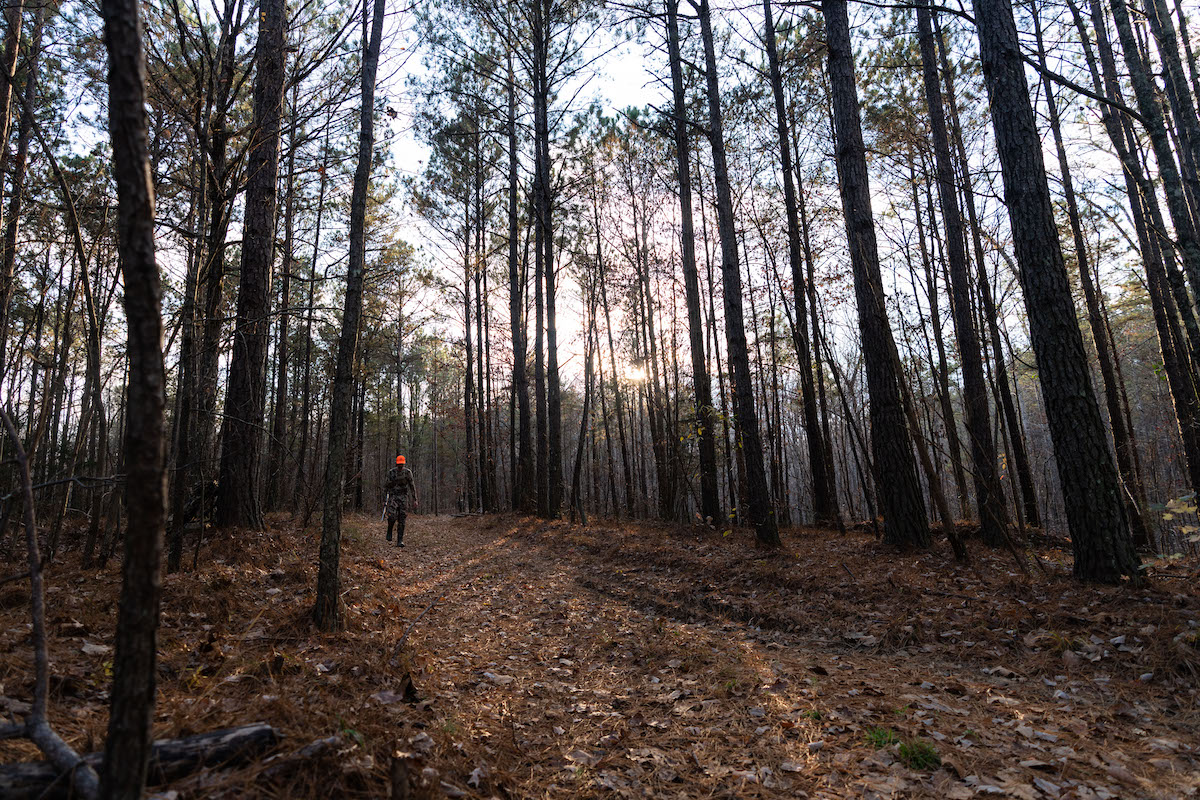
[0,722,282,799]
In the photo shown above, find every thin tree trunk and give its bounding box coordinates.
[762,0,833,523]
[314,0,386,631]
[666,0,720,525]
[507,53,532,512]
[935,18,1040,528]
[0,0,41,368]
[1106,0,1200,298]
[694,0,778,544]
[267,78,298,513]
[293,123,330,514]
[918,1,1007,545]
[98,0,167,790]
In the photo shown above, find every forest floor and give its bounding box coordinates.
[1,513,1199,799]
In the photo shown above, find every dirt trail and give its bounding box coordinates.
[1,513,1197,799]
[365,515,1200,799]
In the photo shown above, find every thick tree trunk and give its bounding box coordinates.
[972,0,1139,581]
[1031,7,1150,550]
[216,0,286,530]
[314,0,387,631]
[823,0,929,548]
[98,0,167,793]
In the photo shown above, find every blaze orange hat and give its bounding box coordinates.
[396,455,406,465]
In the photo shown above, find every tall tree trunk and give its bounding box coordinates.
[267,78,298,513]
[666,0,720,525]
[570,287,597,524]
[598,244,633,516]
[293,123,331,513]
[0,0,25,290]
[972,0,1139,581]
[0,0,40,369]
[911,165,970,519]
[194,2,241,492]
[507,53,533,512]
[1068,0,1200,497]
[762,0,833,524]
[1106,0,1200,299]
[1144,0,1200,204]
[823,0,929,547]
[314,0,386,631]
[694,0,777,544]
[1031,5,1150,549]
[464,204,478,512]
[534,196,548,515]
[917,1,1007,545]
[529,0,562,517]
[935,18,1040,528]
[216,0,285,530]
[98,0,167,792]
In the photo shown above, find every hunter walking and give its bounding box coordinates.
[384,455,418,546]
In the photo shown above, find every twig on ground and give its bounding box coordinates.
[0,408,100,799]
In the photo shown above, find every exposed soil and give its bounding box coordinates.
[1,513,1198,798]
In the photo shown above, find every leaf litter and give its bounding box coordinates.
[0,512,1197,798]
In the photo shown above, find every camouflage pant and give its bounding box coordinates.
[386,493,409,522]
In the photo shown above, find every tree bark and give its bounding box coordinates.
[972,0,1139,581]
[98,0,167,791]
[314,0,387,631]
[267,78,298,513]
[694,0,778,544]
[1031,5,1150,550]
[508,52,533,512]
[762,0,833,525]
[666,0,720,525]
[1106,0,1200,300]
[0,0,40,369]
[933,18,1040,529]
[917,1,1007,545]
[823,0,929,548]
[216,0,286,530]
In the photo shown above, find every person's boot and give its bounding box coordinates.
[386,522,393,542]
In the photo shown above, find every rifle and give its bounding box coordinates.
[381,493,391,521]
